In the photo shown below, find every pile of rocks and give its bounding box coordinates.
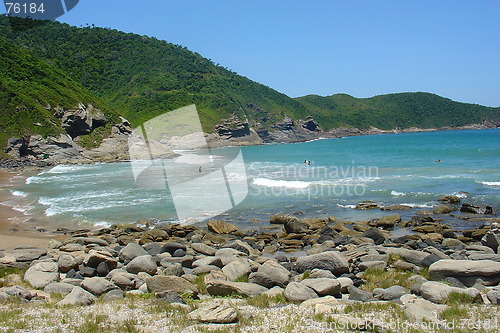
[1,210,500,325]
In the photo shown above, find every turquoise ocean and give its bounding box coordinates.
[3,129,499,231]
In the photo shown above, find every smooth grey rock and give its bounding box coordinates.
[309,268,336,279]
[401,295,448,324]
[59,243,84,252]
[24,262,59,288]
[146,276,198,296]
[44,282,75,294]
[420,281,481,304]
[222,240,253,255]
[206,279,267,298]
[294,251,349,275]
[57,286,95,306]
[192,265,222,275]
[222,259,252,281]
[284,282,318,302]
[12,248,47,262]
[4,285,31,299]
[428,259,500,280]
[252,260,291,287]
[347,285,376,302]
[373,285,407,300]
[161,242,187,255]
[192,256,223,268]
[0,291,8,300]
[337,277,354,293]
[191,243,217,256]
[481,229,500,252]
[188,300,238,323]
[58,254,77,273]
[126,255,158,275]
[102,289,124,300]
[83,250,117,270]
[119,243,148,262]
[161,262,184,276]
[359,260,387,271]
[110,271,137,290]
[81,277,117,296]
[487,287,500,305]
[300,278,341,296]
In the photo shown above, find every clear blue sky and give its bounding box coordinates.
[3,0,499,106]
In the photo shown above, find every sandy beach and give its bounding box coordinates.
[0,170,58,250]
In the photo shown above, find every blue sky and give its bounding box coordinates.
[3,0,499,106]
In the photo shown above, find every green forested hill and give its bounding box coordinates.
[296,93,499,130]
[0,16,309,132]
[0,34,117,150]
[0,15,498,155]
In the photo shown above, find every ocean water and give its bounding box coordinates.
[4,129,499,230]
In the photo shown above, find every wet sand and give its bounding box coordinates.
[0,170,57,250]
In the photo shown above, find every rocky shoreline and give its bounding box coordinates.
[1,195,499,332]
[1,121,498,171]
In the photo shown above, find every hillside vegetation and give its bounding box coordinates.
[0,15,498,154]
[296,93,499,130]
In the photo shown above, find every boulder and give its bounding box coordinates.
[373,285,407,300]
[380,204,412,211]
[433,205,452,214]
[368,215,401,229]
[146,276,198,296]
[359,261,387,271]
[294,251,349,275]
[270,214,299,225]
[118,243,148,262]
[252,260,291,287]
[222,259,253,281]
[438,195,461,204]
[428,259,500,280]
[162,262,184,276]
[207,220,238,234]
[355,201,379,209]
[420,281,481,304]
[206,280,267,298]
[191,243,217,256]
[81,277,117,296]
[487,287,500,305]
[460,203,493,214]
[284,219,309,234]
[103,289,124,301]
[58,254,77,273]
[188,300,238,323]
[24,262,59,288]
[44,282,76,294]
[83,250,117,270]
[12,247,47,262]
[192,256,224,268]
[401,295,448,324]
[300,278,341,296]
[309,269,336,279]
[347,285,376,302]
[160,242,187,255]
[222,240,253,255]
[481,229,500,253]
[110,271,138,290]
[126,255,158,275]
[284,282,318,302]
[57,286,95,306]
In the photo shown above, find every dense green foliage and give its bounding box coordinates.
[0,16,308,132]
[296,93,499,130]
[0,33,116,152]
[0,15,497,153]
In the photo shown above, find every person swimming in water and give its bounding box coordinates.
[303,160,311,165]
[435,159,441,163]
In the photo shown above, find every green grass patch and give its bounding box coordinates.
[360,268,413,291]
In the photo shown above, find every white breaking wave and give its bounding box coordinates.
[391,190,406,196]
[10,190,27,197]
[337,204,357,209]
[478,181,500,186]
[253,178,310,189]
